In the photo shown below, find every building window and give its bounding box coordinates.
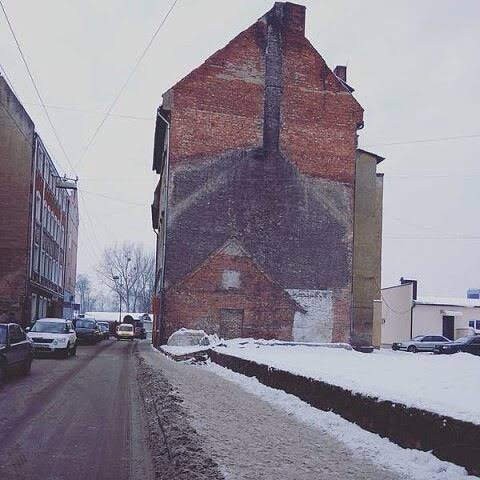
[33,243,39,272]
[35,191,41,222]
[40,251,45,276]
[221,270,241,290]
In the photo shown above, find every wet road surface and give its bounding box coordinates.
[0,339,154,480]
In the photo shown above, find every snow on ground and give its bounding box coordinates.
[215,341,480,424]
[206,361,477,480]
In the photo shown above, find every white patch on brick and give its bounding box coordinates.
[287,289,333,342]
[222,269,241,289]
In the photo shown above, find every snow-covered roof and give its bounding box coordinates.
[85,312,153,322]
[415,297,480,308]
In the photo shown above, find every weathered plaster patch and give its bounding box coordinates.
[287,289,333,342]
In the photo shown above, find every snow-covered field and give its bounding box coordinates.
[214,341,480,424]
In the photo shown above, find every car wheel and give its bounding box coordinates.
[0,365,6,385]
[71,344,77,356]
[62,344,70,359]
[407,345,417,353]
[21,358,32,375]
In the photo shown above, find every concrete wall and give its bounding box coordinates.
[380,283,413,344]
[412,304,480,339]
[154,3,365,343]
[352,151,383,345]
[0,76,35,323]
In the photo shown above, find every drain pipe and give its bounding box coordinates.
[156,109,170,346]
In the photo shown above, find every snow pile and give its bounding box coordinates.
[215,343,480,424]
[163,329,220,355]
[167,328,210,346]
[207,363,476,480]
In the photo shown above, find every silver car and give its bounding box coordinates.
[392,335,451,353]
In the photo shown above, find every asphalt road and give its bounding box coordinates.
[0,339,155,480]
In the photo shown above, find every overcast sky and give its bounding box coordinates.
[1,0,479,298]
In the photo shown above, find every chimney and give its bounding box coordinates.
[282,2,306,35]
[334,65,347,83]
[269,2,305,36]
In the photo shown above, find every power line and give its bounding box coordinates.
[74,0,179,169]
[363,133,480,148]
[0,0,76,177]
[24,102,153,121]
[79,188,146,207]
[384,234,480,240]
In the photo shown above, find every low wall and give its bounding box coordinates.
[210,350,480,476]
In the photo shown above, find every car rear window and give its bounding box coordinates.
[76,320,95,329]
[118,325,133,332]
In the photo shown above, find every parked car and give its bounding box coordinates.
[117,323,134,341]
[27,318,77,358]
[0,323,33,384]
[434,335,480,356]
[75,318,102,344]
[97,322,110,340]
[392,335,451,353]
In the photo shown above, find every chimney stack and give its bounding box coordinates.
[334,65,347,83]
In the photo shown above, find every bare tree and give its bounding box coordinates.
[97,243,154,313]
[76,274,96,313]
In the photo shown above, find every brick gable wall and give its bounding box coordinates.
[156,3,365,344]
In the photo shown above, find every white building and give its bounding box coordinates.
[380,283,480,345]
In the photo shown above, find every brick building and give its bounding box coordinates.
[151,2,383,345]
[0,75,79,327]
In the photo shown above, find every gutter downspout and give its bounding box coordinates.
[156,109,170,346]
[27,134,38,325]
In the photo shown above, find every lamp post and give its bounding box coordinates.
[112,275,121,323]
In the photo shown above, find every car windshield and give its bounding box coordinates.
[31,321,67,333]
[118,325,133,332]
[0,325,6,345]
[76,320,95,329]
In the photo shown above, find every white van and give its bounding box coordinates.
[117,323,134,341]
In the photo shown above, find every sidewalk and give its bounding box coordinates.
[140,345,404,480]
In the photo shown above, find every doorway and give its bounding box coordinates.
[219,309,244,339]
[442,315,455,340]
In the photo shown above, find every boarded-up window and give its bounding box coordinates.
[221,270,240,289]
[219,309,244,339]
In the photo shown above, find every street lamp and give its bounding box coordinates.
[112,275,122,323]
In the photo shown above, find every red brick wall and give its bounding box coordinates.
[280,34,363,184]
[158,3,366,344]
[169,23,266,166]
[0,77,35,322]
[165,251,295,340]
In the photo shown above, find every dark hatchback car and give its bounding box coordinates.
[434,335,480,356]
[74,319,102,344]
[97,322,110,340]
[0,323,33,384]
